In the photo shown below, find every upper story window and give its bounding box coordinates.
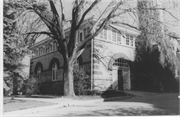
[126,34,130,45]
[112,30,116,42]
[104,28,107,40]
[84,28,87,38]
[78,30,84,42]
[130,35,134,46]
[98,29,108,40]
[117,32,121,44]
[53,42,57,51]
[39,47,43,56]
[108,30,112,41]
[46,45,49,53]
[49,43,53,52]
[100,30,103,39]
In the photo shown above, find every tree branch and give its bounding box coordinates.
[76,0,123,53]
[76,0,101,29]
[23,31,54,37]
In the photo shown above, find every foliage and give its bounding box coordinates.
[3,0,28,95]
[135,0,179,92]
[21,76,41,96]
[73,65,91,95]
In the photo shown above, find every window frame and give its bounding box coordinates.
[52,63,58,81]
[37,67,41,82]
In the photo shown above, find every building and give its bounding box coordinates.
[29,17,140,95]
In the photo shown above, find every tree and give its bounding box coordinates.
[135,0,180,92]
[16,0,133,97]
[3,0,28,95]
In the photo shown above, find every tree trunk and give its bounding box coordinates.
[63,59,75,97]
[13,75,18,95]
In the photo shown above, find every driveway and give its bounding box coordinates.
[25,91,179,116]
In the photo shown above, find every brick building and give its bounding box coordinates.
[29,18,140,95]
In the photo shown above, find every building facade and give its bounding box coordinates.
[29,18,140,95]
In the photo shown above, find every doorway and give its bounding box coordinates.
[112,58,131,90]
[118,69,123,90]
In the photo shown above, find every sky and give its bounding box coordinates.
[52,0,180,35]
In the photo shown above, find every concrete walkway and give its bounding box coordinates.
[4,91,178,116]
[3,97,105,116]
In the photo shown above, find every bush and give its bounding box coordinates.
[73,65,91,95]
[21,76,41,96]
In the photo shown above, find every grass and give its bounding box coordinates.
[3,97,55,112]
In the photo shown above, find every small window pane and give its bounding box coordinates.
[100,30,103,39]
[126,34,129,45]
[112,30,116,42]
[104,28,107,40]
[117,33,121,44]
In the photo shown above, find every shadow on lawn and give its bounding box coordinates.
[66,107,173,116]
[103,92,179,115]
[3,98,26,104]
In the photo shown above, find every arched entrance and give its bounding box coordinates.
[108,53,131,90]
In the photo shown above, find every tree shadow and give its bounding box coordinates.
[66,107,174,116]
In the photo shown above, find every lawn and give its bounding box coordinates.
[3,97,55,112]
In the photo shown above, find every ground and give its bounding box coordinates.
[3,97,55,112]
[24,91,179,116]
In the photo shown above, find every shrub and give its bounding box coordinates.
[73,65,91,95]
[21,76,41,96]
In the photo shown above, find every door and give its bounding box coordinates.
[118,69,123,90]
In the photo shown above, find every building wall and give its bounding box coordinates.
[30,40,91,95]
[29,18,140,94]
[92,25,138,91]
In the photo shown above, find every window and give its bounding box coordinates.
[104,28,107,40]
[53,42,57,51]
[112,30,116,42]
[39,47,43,56]
[130,36,134,46]
[52,63,57,81]
[84,28,87,38]
[35,49,38,57]
[43,46,45,54]
[80,32,83,41]
[108,30,112,41]
[37,67,41,82]
[113,58,129,71]
[49,43,53,52]
[87,27,90,34]
[46,45,48,53]
[100,29,103,39]
[37,49,40,56]
[117,33,121,44]
[78,30,84,42]
[126,34,130,45]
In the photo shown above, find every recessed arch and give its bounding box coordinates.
[49,58,60,70]
[34,62,43,74]
[108,53,130,70]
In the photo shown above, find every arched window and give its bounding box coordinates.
[113,58,129,71]
[34,62,43,82]
[52,63,57,81]
[37,67,41,82]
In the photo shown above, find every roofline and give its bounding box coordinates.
[30,16,140,48]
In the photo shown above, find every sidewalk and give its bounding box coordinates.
[3,97,104,117]
[3,93,134,117]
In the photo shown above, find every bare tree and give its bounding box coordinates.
[16,0,132,97]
